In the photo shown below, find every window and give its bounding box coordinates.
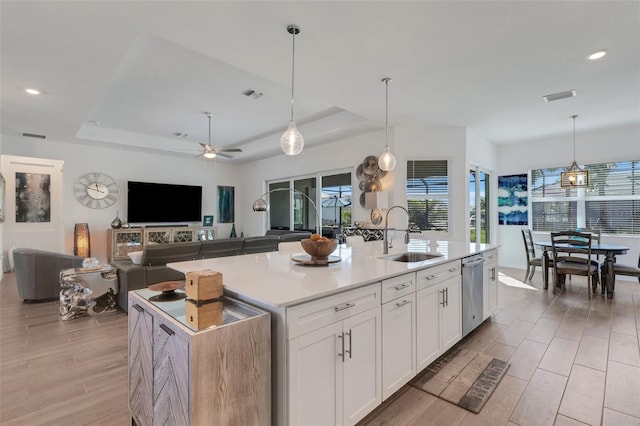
[406,160,449,231]
[530,160,640,234]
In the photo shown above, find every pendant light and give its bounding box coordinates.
[378,77,396,171]
[280,24,304,156]
[560,115,589,188]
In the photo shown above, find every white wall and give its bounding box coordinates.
[1,135,242,265]
[497,124,640,270]
[237,126,472,242]
[467,130,498,245]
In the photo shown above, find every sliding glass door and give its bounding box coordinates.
[265,169,352,237]
[469,167,490,243]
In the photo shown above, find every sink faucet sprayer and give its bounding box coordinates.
[383,205,411,254]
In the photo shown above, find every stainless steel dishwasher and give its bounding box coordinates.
[462,254,484,337]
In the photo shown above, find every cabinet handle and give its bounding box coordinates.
[334,302,355,312]
[345,330,352,359]
[159,324,175,336]
[133,304,144,313]
[394,282,410,291]
[491,267,496,280]
[338,333,345,362]
[395,299,411,308]
[445,288,449,307]
[449,267,458,272]
[425,274,437,281]
[440,289,446,307]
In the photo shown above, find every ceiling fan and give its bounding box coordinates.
[199,112,242,159]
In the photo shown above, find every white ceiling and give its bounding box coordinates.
[1,1,638,163]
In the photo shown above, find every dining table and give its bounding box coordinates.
[535,241,629,299]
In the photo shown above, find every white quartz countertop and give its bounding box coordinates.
[168,240,496,308]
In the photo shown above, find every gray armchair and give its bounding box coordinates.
[13,248,84,302]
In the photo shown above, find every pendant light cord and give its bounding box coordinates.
[383,77,391,149]
[385,79,389,148]
[572,115,576,161]
[290,30,296,121]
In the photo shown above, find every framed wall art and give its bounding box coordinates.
[217,186,235,223]
[498,174,528,225]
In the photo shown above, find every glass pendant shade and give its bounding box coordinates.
[378,146,396,171]
[280,120,304,156]
[281,24,304,156]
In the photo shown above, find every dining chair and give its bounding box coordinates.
[550,231,600,298]
[602,253,640,287]
[567,227,602,288]
[521,228,548,282]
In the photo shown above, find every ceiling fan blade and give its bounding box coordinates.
[216,152,234,159]
[217,148,242,153]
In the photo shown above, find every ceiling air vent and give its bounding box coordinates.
[22,132,46,139]
[543,90,576,102]
[242,89,263,99]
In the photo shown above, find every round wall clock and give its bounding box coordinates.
[74,172,119,209]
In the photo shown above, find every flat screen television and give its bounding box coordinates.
[127,181,202,223]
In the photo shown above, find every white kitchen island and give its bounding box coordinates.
[168,240,498,426]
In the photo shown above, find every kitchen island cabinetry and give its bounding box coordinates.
[415,260,462,371]
[128,290,270,426]
[168,240,498,425]
[288,284,382,426]
[381,273,416,400]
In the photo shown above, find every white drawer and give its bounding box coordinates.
[416,260,461,291]
[381,272,415,304]
[287,283,381,340]
[484,249,498,264]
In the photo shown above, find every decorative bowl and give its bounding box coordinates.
[354,221,365,229]
[300,238,339,260]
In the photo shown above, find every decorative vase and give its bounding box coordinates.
[111,211,122,229]
[121,218,130,229]
[230,223,237,238]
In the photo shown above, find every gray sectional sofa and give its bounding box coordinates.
[112,232,310,312]
[13,248,84,302]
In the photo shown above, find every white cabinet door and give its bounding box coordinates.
[416,284,441,371]
[343,307,382,426]
[440,276,462,352]
[289,321,343,426]
[382,293,416,400]
[483,250,499,319]
[487,262,498,316]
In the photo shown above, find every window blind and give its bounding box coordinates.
[406,160,449,231]
[530,160,640,235]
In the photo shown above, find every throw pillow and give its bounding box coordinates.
[127,250,143,265]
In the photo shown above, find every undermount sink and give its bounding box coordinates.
[383,252,443,263]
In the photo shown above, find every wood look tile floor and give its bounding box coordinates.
[1,268,639,426]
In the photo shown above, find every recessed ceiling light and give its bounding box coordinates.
[25,88,40,95]
[588,49,608,60]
